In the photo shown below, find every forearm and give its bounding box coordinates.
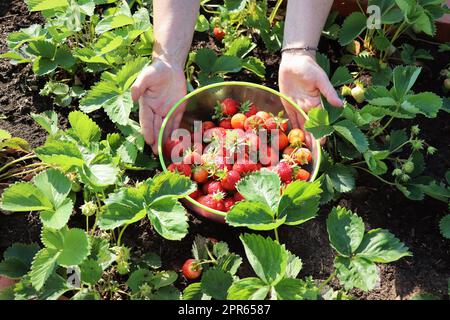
[283,0,333,53]
[152,0,200,68]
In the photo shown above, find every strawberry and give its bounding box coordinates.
[240,101,258,117]
[168,163,191,177]
[295,168,311,181]
[244,115,265,131]
[202,121,216,132]
[259,146,279,167]
[245,131,260,152]
[265,113,289,132]
[197,192,225,211]
[276,161,293,183]
[182,259,202,280]
[255,111,271,120]
[220,170,241,191]
[202,180,225,195]
[213,27,225,41]
[287,128,305,147]
[276,131,289,151]
[231,113,247,130]
[219,118,233,129]
[189,188,203,200]
[163,139,183,158]
[293,148,312,165]
[192,166,209,184]
[183,150,202,165]
[234,192,245,202]
[283,146,296,156]
[220,98,239,116]
[223,197,236,212]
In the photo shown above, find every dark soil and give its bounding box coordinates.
[1,0,449,300]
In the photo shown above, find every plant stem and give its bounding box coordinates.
[355,0,365,14]
[0,165,47,181]
[269,0,284,25]
[117,224,129,246]
[274,228,280,243]
[0,154,37,173]
[86,215,89,233]
[319,271,337,291]
[382,20,408,60]
[353,165,396,186]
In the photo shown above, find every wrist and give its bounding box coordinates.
[281,47,317,60]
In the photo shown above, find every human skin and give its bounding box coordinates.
[132,0,341,153]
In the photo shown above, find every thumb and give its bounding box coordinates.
[131,65,155,102]
[317,75,343,108]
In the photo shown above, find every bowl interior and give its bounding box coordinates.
[159,82,321,219]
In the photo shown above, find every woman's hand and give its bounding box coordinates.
[279,51,343,130]
[131,58,187,154]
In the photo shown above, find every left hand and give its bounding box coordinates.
[279,51,343,133]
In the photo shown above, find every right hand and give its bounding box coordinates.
[131,58,187,154]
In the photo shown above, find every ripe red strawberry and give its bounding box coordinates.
[213,27,225,41]
[244,115,265,131]
[265,115,289,132]
[283,146,296,156]
[234,192,245,202]
[192,167,209,184]
[240,101,258,117]
[219,118,233,129]
[197,192,225,211]
[183,150,202,165]
[189,188,203,200]
[223,197,236,212]
[295,168,311,181]
[202,180,225,195]
[182,259,202,280]
[245,131,260,152]
[276,161,293,183]
[220,98,239,116]
[276,132,289,151]
[259,146,279,167]
[168,163,192,177]
[220,170,241,191]
[256,111,271,121]
[163,139,183,158]
[202,121,216,132]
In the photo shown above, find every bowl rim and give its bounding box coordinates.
[158,81,322,218]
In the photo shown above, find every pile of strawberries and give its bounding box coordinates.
[165,98,314,212]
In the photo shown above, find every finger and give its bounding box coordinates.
[317,74,343,107]
[139,98,154,146]
[131,65,155,102]
[151,114,163,154]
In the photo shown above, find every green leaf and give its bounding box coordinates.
[373,34,391,51]
[95,15,134,34]
[225,36,253,58]
[195,48,217,73]
[201,268,233,300]
[212,55,242,74]
[80,259,102,285]
[334,256,379,291]
[339,12,367,45]
[103,91,133,126]
[333,120,368,153]
[30,248,59,291]
[389,129,408,152]
[33,169,71,208]
[240,234,288,285]
[99,185,146,230]
[195,14,210,32]
[236,171,281,211]
[182,283,203,300]
[33,57,57,75]
[57,228,90,267]
[304,108,334,139]
[151,271,178,289]
[278,180,322,225]
[285,252,303,279]
[353,54,380,72]
[36,140,84,171]
[79,163,119,188]
[363,150,388,175]
[68,111,101,145]
[227,278,270,300]
[148,197,189,241]
[40,198,74,230]
[355,229,412,263]
[331,66,353,87]
[226,201,283,231]
[392,65,421,99]
[327,206,365,257]
[25,0,68,11]
[0,243,40,279]
[71,288,101,300]
[439,215,450,239]
[326,163,356,193]
[31,111,59,136]
[225,0,250,13]
[147,172,196,203]
[273,278,319,300]
[242,57,265,78]
[0,183,52,212]
[115,57,148,90]
[79,81,119,114]
[405,92,442,118]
